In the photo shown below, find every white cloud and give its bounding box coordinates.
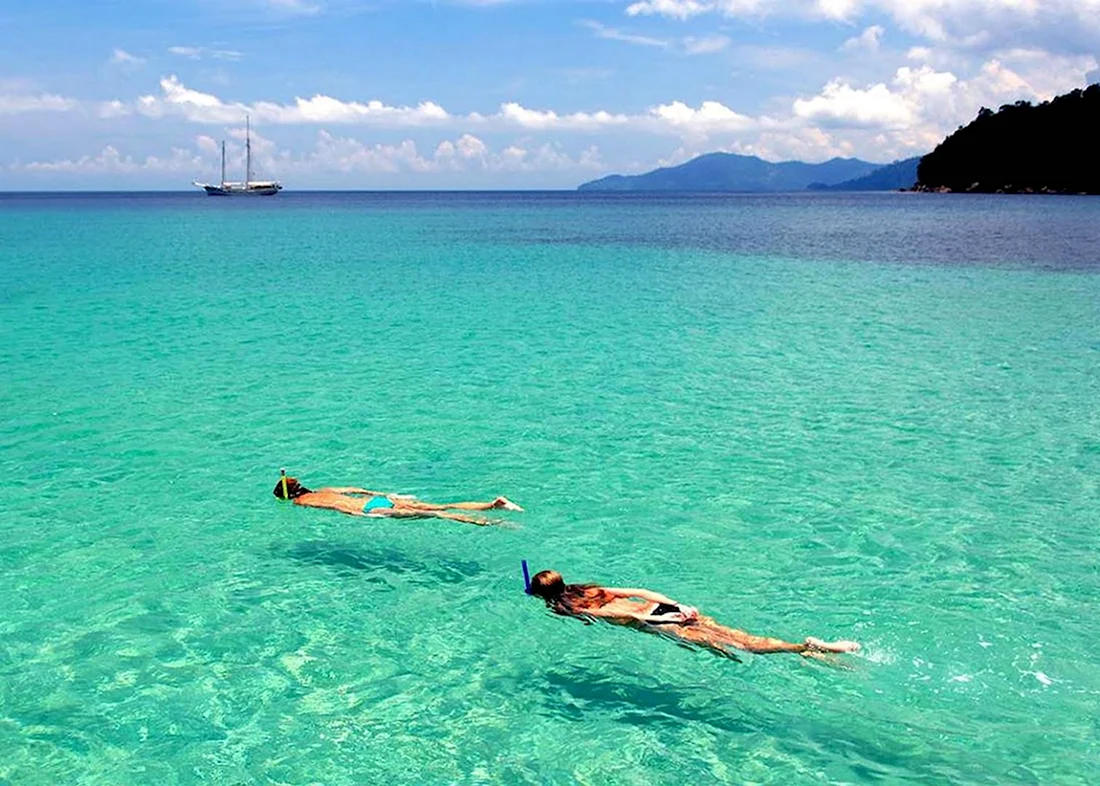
[305,131,430,173]
[579,19,669,48]
[109,48,145,65]
[785,49,1095,157]
[627,0,722,20]
[817,0,860,19]
[17,145,203,174]
[684,34,731,55]
[195,135,220,154]
[132,75,451,126]
[275,93,449,125]
[12,131,603,179]
[580,19,732,55]
[0,92,78,114]
[648,100,758,134]
[168,46,243,61]
[841,25,885,52]
[6,45,1096,179]
[168,46,203,59]
[794,70,933,128]
[98,99,131,118]
[299,131,603,174]
[496,102,630,130]
[624,0,1100,51]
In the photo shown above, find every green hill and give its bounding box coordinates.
[916,84,1100,194]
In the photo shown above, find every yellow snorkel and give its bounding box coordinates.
[280,468,290,500]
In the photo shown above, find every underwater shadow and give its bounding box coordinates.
[541,666,757,735]
[541,665,978,782]
[276,540,482,587]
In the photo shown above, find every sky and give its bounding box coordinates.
[1,0,1098,189]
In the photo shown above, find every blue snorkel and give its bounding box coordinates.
[522,559,532,595]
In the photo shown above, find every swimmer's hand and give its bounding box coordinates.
[679,605,699,622]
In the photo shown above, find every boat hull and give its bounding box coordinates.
[201,184,282,196]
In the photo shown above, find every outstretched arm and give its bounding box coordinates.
[582,606,655,623]
[581,605,696,624]
[603,587,679,605]
[316,486,392,496]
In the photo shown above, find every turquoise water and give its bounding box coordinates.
[2,192,1099,784]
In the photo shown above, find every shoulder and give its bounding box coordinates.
[567,585,611,606]
[295,492,329,505]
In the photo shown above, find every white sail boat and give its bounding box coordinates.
[193,115,282,196]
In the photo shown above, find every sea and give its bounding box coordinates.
[1,191,1098,785]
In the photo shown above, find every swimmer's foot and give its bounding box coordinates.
[805,637,860,654]
[492,496,524,512]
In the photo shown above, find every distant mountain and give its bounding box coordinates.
[808,157,921,191]
[916,84,1100,194]
[577,152,881,192]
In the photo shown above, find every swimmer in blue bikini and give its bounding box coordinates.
[273,476,523,527]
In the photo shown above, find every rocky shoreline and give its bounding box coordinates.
[904,183,1096,195]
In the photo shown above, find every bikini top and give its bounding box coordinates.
[650,602,682,617]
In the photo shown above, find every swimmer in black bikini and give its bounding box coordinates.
[273,475,523,527]
[528,570,859,659]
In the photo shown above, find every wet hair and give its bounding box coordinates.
[529,570,566,601]
[529,570,608,616]
[273,476,312,500]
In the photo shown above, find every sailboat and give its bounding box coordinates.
[193,116,282,196]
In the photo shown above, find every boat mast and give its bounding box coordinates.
[245,114,252,187]
[220,140,226,187]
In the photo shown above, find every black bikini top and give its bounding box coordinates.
[651,602,681,617]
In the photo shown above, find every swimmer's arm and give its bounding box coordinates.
[603,587,679,605]
[317,486,390,496]
[583,606,684,624]
[581,606,658,623]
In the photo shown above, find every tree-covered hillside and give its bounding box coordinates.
[916,84,1100,194]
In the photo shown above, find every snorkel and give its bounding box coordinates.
[280,468,290,501]
[522,560,532,594]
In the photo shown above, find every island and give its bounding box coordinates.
[577,153,887,193]
[808,157,920,192]
[915,84,1100,194]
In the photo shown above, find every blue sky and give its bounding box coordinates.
[1,0,1097,189]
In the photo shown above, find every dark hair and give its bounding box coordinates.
[529,570,606,616]
[530,570,566,601]
[273,476,311,499]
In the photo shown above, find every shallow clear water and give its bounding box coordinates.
[2,192,1099,784]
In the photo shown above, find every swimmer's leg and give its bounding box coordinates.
[722,631,809,654]
[400,496,523,512]
[372,508,499,527]
[685,620,818,655]
[722,632,859,656]
[803,637,860,654]
[428,510,500,526]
